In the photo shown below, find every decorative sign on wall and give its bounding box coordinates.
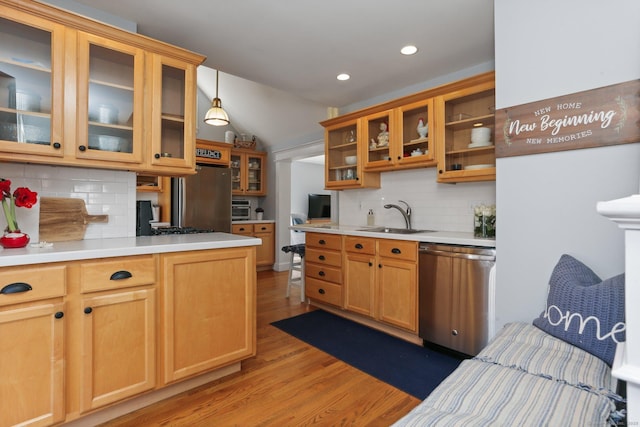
[495,79,639,158]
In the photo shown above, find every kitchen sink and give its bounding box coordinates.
[358,227,435,234]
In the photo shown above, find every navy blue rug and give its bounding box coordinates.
[271,310,464,399]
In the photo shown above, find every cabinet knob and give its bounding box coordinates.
[369,262,373,267]
[318,239,326,245]
[54,311,64,319]
[439,169,443,174]
[79,145,86,152]
[84,307,93,314]
[318,255,326,261]
[110,270,132,280]
[396,156,400,160]
[0,282,32,294]
[378,263,382,268]
[155,153,161,159]
[452,329,459,336]
[53,142,61,149]
[318,271,325,277]
[318,288,326,295]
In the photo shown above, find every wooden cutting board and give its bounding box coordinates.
[39,197,109,242]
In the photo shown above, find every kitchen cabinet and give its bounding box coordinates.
[232,222,275,270]
[161,248,256,384]
[363,101,436,171]
[0,0,205,175]
[0,264,66,427]
[304,232,343,306]
[75,256,156,413]
[343,236,418,332]
[435,78,496,183]
[0,9,65,159]
[231,149,267,195]
[323,118,380,190]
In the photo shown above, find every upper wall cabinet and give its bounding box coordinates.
[435,79,496,183]
[321,71,495,187]
[0,0,205,175]
[324,118,380,190]
[0,9,65,158]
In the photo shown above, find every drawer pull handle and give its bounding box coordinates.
[239,227,246,231]
[1,282,32,294]
[55,311,64,319]
[110,270,133,281]
[84,307,93,314]
[318,255,326,261]
[318,288,326,295]
[318,271,325,277]
[391,248,402,254]
[260,226,267,230]
[369,262,373,267]
[319,239,326,245]
[355,243,363,249]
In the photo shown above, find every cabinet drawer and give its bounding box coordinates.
[378,239,418,262]
[306,232,342,250]
[344,236,376,254]
[306,277,342,307]
[305,263,342,285]
[0,265,66,306]
[232,224,253,234]
[80,256,156,293]
[253,223,274,233]
[305,247,342,267]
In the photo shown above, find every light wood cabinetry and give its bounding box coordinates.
[74,256,156,413]
[232,222,275,270]
[321,72,495,186]
[363,101,436,171]
[231,149,267,195]
[160,248,256,384]
[0,264,66,427]
[305,232,343,306]
[343,237,418,332]
[435,78,496,183]
[0,0,205,175]
[323,118,380,190]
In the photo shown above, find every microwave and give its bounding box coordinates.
[232,200,251,220]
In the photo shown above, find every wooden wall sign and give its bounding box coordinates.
[495,79,639,158]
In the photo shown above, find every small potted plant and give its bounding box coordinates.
[0,178,38,248]
[255,207,264,221]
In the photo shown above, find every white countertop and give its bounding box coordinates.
[290,223,496,248]
[232,220,275,224]
[0,233,262,267]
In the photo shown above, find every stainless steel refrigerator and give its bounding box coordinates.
[171,165,232,232]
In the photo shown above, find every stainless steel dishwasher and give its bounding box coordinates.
[419,243,496,356]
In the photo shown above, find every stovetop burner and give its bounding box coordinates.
[151,226,214,235]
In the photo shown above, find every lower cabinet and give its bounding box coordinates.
[161,247,256,383]
[304,232,343,306]
[0,265,66,427]
[343,237,418,332]
[232,222,275,270]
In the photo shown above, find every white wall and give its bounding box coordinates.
[290,161,327,216]
[494,0,640,329]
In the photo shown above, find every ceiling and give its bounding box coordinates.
[54,0,495,148]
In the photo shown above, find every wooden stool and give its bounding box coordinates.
[281,244,305,302]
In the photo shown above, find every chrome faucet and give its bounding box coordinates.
[383,200,412,229]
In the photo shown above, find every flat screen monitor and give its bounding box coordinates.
[308,194,331,219]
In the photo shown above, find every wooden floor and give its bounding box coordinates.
[100,270,420,426]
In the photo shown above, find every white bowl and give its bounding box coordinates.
[344,155,357,165]
[471,127,491,144]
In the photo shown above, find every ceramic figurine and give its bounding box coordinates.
[417,118,428,139]
[377,122,389,147]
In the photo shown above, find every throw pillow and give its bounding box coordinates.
[533,254,625,366]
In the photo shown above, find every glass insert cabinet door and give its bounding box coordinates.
[149,55,196,170]
[76,32,144,162]
[0,14,64,156]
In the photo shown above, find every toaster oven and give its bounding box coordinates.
[231,199,251,220]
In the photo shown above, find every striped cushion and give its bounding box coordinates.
[476,322,613,392]
[393,360,615,427]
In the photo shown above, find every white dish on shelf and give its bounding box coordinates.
[464,164,495,170]
[468,141,494,148]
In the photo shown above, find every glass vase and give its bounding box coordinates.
[473,205,496,238]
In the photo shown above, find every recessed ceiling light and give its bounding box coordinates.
[401,45,418,55]
[337,73,350,81]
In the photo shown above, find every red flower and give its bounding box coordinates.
[0,179,10,198]
[13,187,38,208]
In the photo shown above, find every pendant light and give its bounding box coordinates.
[204,70,230,126]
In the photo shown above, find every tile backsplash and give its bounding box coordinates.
[2,163,136,241]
